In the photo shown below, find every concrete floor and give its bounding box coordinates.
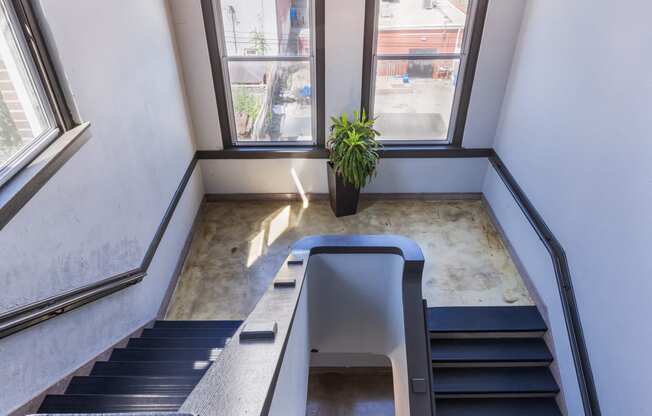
[306,371,395,416]
[166,199,531,320]
[165,199,532,415]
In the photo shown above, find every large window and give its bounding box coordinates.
[363,0,485,145]
[209,0,323,147]
[0,0,65,186]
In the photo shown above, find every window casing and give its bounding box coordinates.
[363,0,485,145]
[212,0,322,147]
[0,0,61,187]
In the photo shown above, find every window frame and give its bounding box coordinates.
[0,0,75,188]
[361,0,488,147]
[202,0,325,149]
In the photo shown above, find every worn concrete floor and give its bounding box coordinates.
[306,372,395,416]
[166,199,531,320]
[165,199,532,415]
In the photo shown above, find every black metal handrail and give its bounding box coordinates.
[489,151,601,416]
[0,157,198,339]
[1,147,602,416]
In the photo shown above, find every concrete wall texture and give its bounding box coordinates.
[483,0,652,414]
[0,1,202,413]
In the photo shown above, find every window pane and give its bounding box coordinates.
[220,0,311,57]
[0,3,52,166]
[228,60,312,142]
[373,59,460,141]
[377,0,468,56]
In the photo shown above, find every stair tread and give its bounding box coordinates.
[431,338,553,363]
[427,306,547,333]
[141,327,238,338]
[91,360,210,376]
[153,320,243,328]
[110,347,222,362]
[127,337,229,349]
[436,398,562,416]
[433,367,559,395]
[66,376,201,395]
[38,394,185,413]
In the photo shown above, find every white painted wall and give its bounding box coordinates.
[200,158,488,194]
[483,0,652,414]
[170,0,525,194]
[307,253,413,416]
[0,1,202,413]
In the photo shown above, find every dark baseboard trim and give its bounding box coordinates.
[196,147,492,160]
[205,192,482,202]
[9,321,149,416]
[309,367,392,376]
[0,123,90,231]
[0,156,199,340]
[205,192,328,202]
[362,192,482,200]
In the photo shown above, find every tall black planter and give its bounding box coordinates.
[327,162,360,217]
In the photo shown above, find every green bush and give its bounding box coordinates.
[233,88,261,121]
[328,110,381,189]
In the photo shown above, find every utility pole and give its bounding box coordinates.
[227,5,238,54]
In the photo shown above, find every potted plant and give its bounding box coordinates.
[327,110,381,217]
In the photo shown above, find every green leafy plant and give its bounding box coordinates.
[328,110,381,189]
[250,29,268,55]
[233,87,261,121]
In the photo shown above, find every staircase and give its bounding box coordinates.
[428,306,563,415]
[36,307,564,414]
[37,320,242,414]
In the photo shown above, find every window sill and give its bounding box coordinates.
[0,122,91,231]
[196,145,492,159]
[378,145,492,158]
[197,147,329,159]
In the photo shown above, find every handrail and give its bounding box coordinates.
[0,156,198,339]
[2,145,601,416]
[488,151,601,416]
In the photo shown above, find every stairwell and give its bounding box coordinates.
[37,320,242,414]
[427,306,563,415]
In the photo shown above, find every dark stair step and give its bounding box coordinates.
[435,398,562,416]
[91,361,210,377]
[153,320,242,329]
[141,327,238,338]
[431,338,553,366]
[127,336,229,349]
[110,348,221,362]
[38,394,185,414]
[65,376,200,395]
[428,306,547,337]
[433,367,559,397]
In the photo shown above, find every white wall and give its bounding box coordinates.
[171,0,525,194]
[201,158,488,194]
[0,1,202,413]
[483,0,652,414]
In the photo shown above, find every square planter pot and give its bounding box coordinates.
[327,162,360,217]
